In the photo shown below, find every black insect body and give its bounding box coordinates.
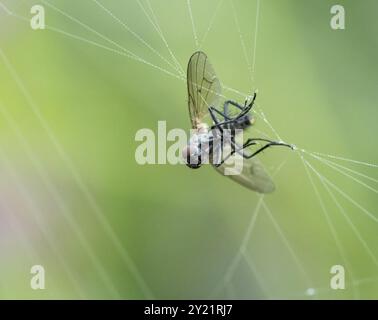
[183,51,292,193]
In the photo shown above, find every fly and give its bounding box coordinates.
[182,51,292,193]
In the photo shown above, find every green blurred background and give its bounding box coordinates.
[0,0,377,299]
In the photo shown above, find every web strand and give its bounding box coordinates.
[1,0,377,299]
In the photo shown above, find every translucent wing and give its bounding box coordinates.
[213,143,275,193]
[187,51,221,128]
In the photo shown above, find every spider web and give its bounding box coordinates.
[0,0,377,299]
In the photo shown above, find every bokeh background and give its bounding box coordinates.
[0,0,377,299]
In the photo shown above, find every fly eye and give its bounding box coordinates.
[186,153,202,169]
[182,145,200,165]
[182,144,201,168]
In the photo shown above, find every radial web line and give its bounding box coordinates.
[230,0,253,84]
[212,1,377,295]
[0,1,11,14]
[0,102,121,298]
[302,155,378,268]
[2,0,376,298]
[305,151,378,194]
[145,0,185,75]
[251,0,261,77]
[251,126,273,139]
[262,200,313,289]
[303,150,378,184]
[0,147,86,298]
[242,251,271,298]
[300,153,358,299]
[42,0,184,80]
[186,0,199,48]
[225,49,313,291]
[136,0,185,76]
[211,160,290,298]
[214,81,287,143]
[1,0,251,101]
[199,0,224,49]
[301,155,378,224]
[221,83,249,97]
[0,1,182,81]
[301,149,378,169]
[0,0,263,101]
[216,84,286,143]
[210,195,264,298]
[254,104,283,141]
[0,48,153,298]
[50,26,183,81]
[92,0,183,76]
[41,0,141,60]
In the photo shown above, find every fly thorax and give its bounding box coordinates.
[196,122,209,133]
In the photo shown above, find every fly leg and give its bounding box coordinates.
[223,91,257,119]
[208,99,244,123]
[242,139,293,159]
[208,107,226,165]
[208,107,242,141]
[238,91,257,118]
[213,140,256,167]
[209,106,245,130]
[214,138,292,167]
[223,100,243,117]
[210,92,257,130]
[208,106,226,132]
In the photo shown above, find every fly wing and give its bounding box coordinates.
[213,143,275,193]
[187,51,221,128]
